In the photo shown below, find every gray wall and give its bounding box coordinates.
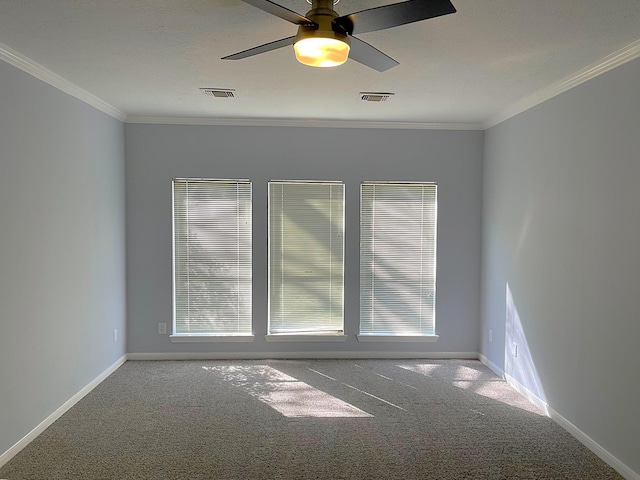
[3,40,638,475]
[0,61,126,457]
[125,125,484,355]
[481,58,640,474]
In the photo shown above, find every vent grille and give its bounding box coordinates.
[201,88,236,98]
[359,92,394,102]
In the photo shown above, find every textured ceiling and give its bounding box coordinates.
[1,0,639,126]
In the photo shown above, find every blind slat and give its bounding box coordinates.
[360,182,437,336]
[173,179,252,335]
[269,181,344,334]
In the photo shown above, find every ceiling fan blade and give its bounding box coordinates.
[241,0,316,25]
[335,0,456,35]
[348,36,399,72]
[222,36,295,60]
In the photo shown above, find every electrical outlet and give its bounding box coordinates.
[113,329,118,343]
[512,342,518,357]
[158,323,167,335]
[488,329,493,342]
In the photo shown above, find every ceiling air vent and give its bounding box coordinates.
[359,92,394,102]
[201,88,236,98]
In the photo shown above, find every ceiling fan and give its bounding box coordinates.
[222,0,456,71]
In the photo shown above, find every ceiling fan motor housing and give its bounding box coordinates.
[294,0,350,46]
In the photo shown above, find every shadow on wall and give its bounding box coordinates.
[505,284,547,412]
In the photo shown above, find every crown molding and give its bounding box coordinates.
[4,36,639,132]
[125,115,483,131]
[483,39,640,129]
[0,42,479,130]
[0,42,126,122]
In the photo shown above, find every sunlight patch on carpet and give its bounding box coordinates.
[203,365,373,418]
[397,363,544,415]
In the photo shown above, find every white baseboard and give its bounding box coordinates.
[0,354,127,469]
[547,407,640,480]
[478,353,504,378]
[127,351,480,360]
[5,352,635,480]
[504,373,550,416]
[504,373,639,480]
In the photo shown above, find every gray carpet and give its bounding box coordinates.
[0,359,623,479]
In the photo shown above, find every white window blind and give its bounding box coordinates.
[173,179,252,335]
[359,182,437,336]
[269,181,344,334]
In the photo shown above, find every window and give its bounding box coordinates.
[359,182,438,339]
[172,178,252,340]
[268,181,345,338]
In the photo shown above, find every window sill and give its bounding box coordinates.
[265,334,348,342]
[170,335,255,343]
[357,335,439,343]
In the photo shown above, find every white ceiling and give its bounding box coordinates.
[1,0,640,127]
